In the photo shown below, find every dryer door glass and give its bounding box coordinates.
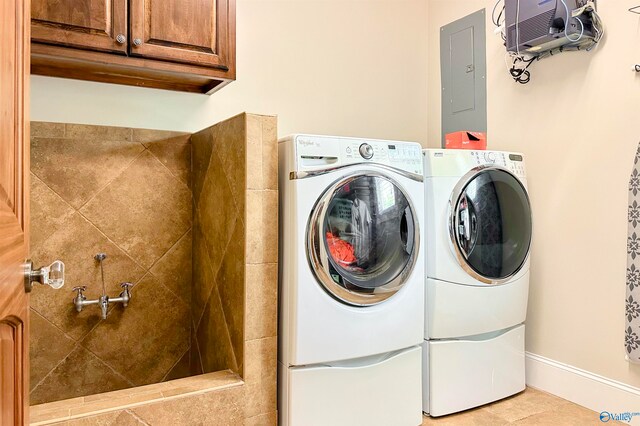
[453,168,531,282]
[308,174,419,306]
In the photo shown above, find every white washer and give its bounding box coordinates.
[278,135,425,426]
[422,149,532,417]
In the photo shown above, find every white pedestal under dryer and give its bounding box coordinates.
[422,149,532,417]
[278,135,426,426]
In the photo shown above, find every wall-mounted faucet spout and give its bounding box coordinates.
[99,294,109,319]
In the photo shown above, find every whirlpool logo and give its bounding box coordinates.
[600,411,640,422]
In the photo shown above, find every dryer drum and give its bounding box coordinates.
[450,167,532,284]
[307,173,420,306]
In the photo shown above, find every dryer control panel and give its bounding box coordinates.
[423,149,526,179]
[292,134,423,176]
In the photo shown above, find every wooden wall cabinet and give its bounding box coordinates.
[31,0,236,94]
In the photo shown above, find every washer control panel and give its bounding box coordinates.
[295,135,423,175]
[359,143,374,159]
[424,149,527,179]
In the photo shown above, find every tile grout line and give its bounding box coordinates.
[78,272,189,393]
[74,208,150,276]
[193,127,218,212]
[144,138,193,189]
[29,306,79,345]
[29,171,77,215]
[142,226,193,311]
[204,156,244,370]
[125,408,151,426]
[29,129,197,407]
[29,344,82,399]
[76,147,147,212]
[77,276,152,344]
[191,317,205,376]
[193,207,237,331]
[145,270,192,312]
[159,346,191,383]
[72,150,193,276]
[145,225,192,276]
[31,150,152,283]
[210,283,240,373]
[79,342,137,388]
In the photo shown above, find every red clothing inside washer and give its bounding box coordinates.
[325,232,356,265]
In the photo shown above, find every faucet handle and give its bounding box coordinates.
[72,285,87,295]
[120,282,134,290]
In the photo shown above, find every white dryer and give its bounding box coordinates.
[422,149,532,417]
[278,135,425,426]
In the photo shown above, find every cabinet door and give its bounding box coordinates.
[31,0,127,54]
[130,0,234,70]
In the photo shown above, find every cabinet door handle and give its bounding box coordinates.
[116,34,126,44]
[133,38,142,47]
[24,259,65,292]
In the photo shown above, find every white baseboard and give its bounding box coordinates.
[525,352,640,425]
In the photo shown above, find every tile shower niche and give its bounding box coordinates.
[29,114,278,425]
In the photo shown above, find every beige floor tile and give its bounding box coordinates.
[483,388,565,422]
[422,408,508,426]
[422,388,625,426]
[512,401,620,425]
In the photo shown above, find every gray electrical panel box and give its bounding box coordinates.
[440,9,487,147]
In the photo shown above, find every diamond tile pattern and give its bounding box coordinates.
[31,135,144,209]
[80,150,192,269]
[81,273,190,386]
[30,123,193,404]
[30,346,131,405]
[191,113,278,384]
[29,114,279,425]
[29,310,75,390]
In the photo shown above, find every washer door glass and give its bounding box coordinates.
[308,174,419,306]
[452,168,531,282]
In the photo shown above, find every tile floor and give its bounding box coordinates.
[422,387,622,425]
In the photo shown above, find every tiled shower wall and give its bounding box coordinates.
[191,113,278,380]
[30,113,279,425]
[29,122,193,404]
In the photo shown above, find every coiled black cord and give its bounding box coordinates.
[509,56,536,84]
